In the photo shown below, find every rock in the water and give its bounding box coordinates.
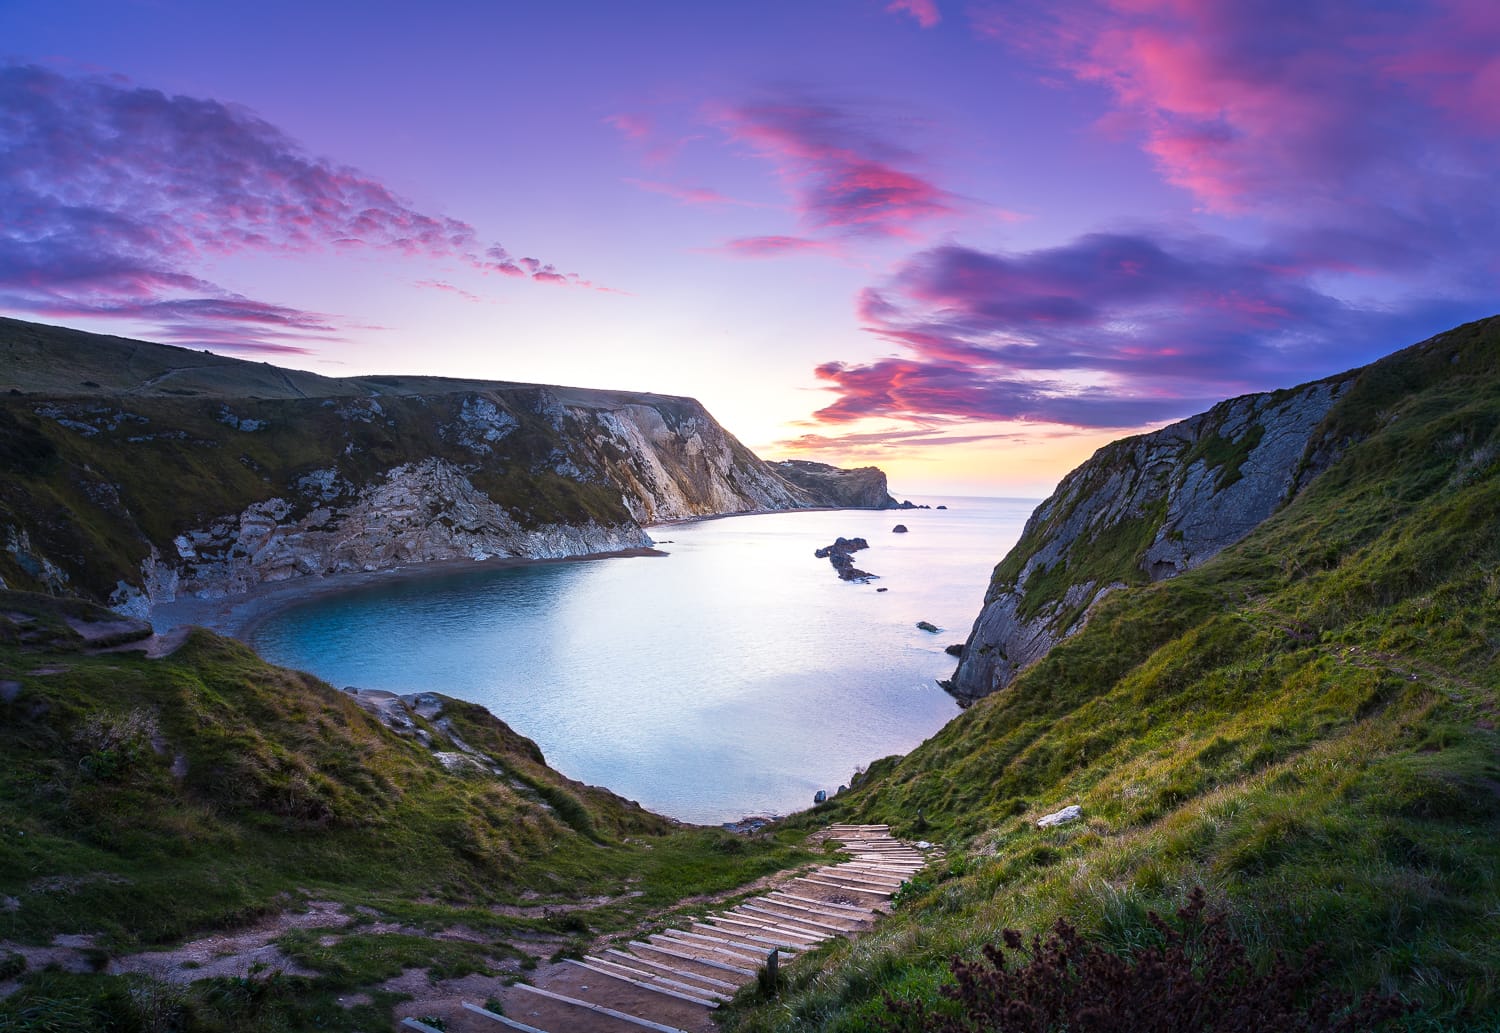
[892,524,908,533]
[815,536,877,581]
[876,587,889,592]
[1037,804,1082,828]
[944,643,963,657]
[813,789,828,804]
[935,505,947,510]
[916,620,939,633]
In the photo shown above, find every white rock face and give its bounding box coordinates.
[950,378,1347,703]
[132,458,650,610]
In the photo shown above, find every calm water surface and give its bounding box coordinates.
[251,497,1034,823]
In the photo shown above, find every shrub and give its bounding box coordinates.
[881,888,1411,1032]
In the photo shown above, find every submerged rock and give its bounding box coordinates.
[916,621,939,633]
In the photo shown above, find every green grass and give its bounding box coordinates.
[0,595,817,1031]
[731,317,1500,1031]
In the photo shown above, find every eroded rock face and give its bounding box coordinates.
[113,459,650,613]
[948,378,1347,703]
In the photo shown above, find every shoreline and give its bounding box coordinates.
[161,503,907,644]
[147,546,667,643]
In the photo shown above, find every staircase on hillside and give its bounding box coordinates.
[400,825,941,1033]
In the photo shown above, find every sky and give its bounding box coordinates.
[2,1,1497,496]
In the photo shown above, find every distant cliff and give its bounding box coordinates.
[0,318,887,615]
[770,460,897,509]
[947,374,1353,703]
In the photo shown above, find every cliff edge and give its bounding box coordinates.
[948,367,1358,702]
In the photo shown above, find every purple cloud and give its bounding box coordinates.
[886,0,941,29]
[812,233,1487,429]
[715,94,957,238]
[804,0,1500,437]
[0,63,592,350]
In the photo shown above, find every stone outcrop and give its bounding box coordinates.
[948,376,1350,703]
[815,536,876,581]
[771,460,897,509]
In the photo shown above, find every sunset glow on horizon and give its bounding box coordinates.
[3,1,1497,496]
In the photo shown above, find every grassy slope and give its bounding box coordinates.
[0,594,817,1031]
[734,318,1500,1031]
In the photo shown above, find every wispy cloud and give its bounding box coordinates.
[623,178,758,208]
[714,93,958,239]
[718,235,841,259]
[0,63,594,350]
[886,0,941,29]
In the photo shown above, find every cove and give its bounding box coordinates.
[250,498,1033,824]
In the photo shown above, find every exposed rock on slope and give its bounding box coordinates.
[948,375,1349,703]
[772,459,898,509]
[0,318,884,614]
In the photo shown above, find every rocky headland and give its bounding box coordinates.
[0,318,894,621]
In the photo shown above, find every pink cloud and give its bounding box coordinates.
[719,235,841,258]
[0,63,596,350]
[414,280,481,302]
[886,0,940,28]
[715,93,958,238]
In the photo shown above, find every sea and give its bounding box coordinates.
[249,497,1036,824]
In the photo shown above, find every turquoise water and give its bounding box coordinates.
[250,497,1034,824]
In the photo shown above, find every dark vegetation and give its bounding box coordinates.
[732,317,1500,1031]
[0,593,817,1031]
[880,889,1411,1033]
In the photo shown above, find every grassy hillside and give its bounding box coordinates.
[737,318,1500,1030]
[0,593,817,1031]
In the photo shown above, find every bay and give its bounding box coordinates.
[249,496,1034,824]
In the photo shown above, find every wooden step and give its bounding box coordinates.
[510,983,692,1033]
[461,999,556,1033]
[689,922,804,953]
[654,931,765,965]
[563,957,720,1008]
[731,905,846,939]
[583,955,733,1002]
[792,875,894,898]
[628,940,755,978]
[766,890,875,916]
[671,927,796,958]
[706,913,828,941]
[759,893,874,923]
[603,948,739,992]
[740,902,853,933]
[402,1020,448,1033]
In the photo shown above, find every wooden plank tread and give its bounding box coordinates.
[461,1001,551,1033]
[584,955,733,1001]
[512,982,692,1033]
[630,939,756,977]
[604,948,739,991]
[563,958,720,1008]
